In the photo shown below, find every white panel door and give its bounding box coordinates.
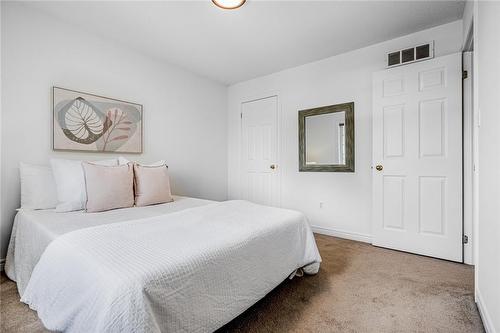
[372,53,462,262]
[241,96,279,206]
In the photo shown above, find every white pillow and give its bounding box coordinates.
[50,158,118,212]
[118,156,130,165]
[118,157,166,166]
[20,163,59,210]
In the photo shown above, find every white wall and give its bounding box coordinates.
[227,21,463,241]
[0,2,228,260]
[462,0,474,48]
[476,2,500,332]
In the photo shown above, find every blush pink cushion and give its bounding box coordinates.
[83,162,134,213]
[133,163,173,207]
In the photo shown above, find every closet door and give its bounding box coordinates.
[372,53,462,262]
[240,96,279,206]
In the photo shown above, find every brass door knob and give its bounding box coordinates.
[270,164,276,170]
[375,165,383,171]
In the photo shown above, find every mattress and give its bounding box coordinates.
[5,195,214,294]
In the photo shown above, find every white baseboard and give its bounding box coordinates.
[0,258,5,272]
[311,225,372,244]
[476,288,496,333]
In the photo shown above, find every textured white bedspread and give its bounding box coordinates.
[21,200,321,333]
[5,196,213,295]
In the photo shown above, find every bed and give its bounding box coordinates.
[5,196,321,333]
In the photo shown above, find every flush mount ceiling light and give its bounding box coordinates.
[212,0,246,10]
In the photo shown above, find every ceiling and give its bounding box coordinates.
[29,1,465,85]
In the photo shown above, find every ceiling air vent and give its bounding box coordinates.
[387,41,434,68]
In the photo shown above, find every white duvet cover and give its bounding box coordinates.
[18,200,321,333]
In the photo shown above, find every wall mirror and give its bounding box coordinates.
[299,102,354,172]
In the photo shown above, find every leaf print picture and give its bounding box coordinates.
[53,87,143,153]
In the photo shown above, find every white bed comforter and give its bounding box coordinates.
[21,200,321,333]
[6,196,214,295]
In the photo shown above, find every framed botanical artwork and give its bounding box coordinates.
[53,86,143,153]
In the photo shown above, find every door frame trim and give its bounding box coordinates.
[239,94,282,207]
[462,50,474,265]
[463,18,476,267]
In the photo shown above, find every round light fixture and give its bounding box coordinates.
[212,0,246,10]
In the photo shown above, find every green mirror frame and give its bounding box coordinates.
[298,102,355,172]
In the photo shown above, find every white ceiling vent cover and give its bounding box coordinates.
[387,41,434,68]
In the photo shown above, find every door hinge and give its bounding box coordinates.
[240,112,243,119]
[463,235,469,244]
[462,70,468,80]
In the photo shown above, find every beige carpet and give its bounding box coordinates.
[1,234,484,333]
